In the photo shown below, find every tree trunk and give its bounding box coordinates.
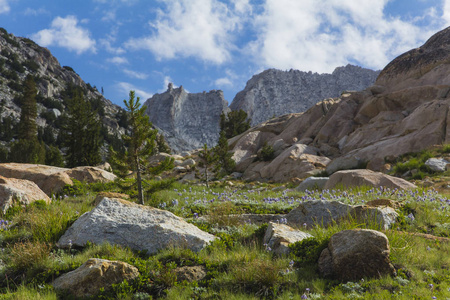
[136,157,144,204]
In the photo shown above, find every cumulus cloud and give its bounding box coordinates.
[125,0,242,64]
[31,16,96,54]
[117,82,153,100]
[0,0,10,14]
[444,0,450,26]
[248,0,445,73]
[215,69,239,88]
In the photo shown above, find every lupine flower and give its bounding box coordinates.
[301,294,308,299]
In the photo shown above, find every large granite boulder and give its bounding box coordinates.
[0,163,72,195]
[286,200,352,228]
[318,229,396,281]
[52,258,139,297]
[0,163,117,195]
[65,166,117,183]
[286,200,398,230]
[259,144,330,182]
[263,222,313,255]
[0,175,50,212]
[324,169,417,190]
[57,197,217,254]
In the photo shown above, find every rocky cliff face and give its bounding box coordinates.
[230,26,450,182]
[230,65,379,126]
[0,28,125,150]
[144,84,229,153]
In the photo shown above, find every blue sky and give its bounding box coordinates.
[1,0,449,107]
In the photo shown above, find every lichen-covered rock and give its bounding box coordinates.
[263,222,313,255]
[52,258,139,297]
[318,229,395,281]
[425,158,449,172]
[65,166,117,183]
[0,175,50,212]
[57,197,217,254]
[174,266,207,282]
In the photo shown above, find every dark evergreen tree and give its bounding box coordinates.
[9,75,46,164]
[62,87,101,168]
[18,75,38,140]
[220,109,251,139]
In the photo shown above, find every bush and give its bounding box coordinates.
[258,143,275,162]
[289,237,328,264]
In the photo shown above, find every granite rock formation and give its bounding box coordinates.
[230,65,379,126]
[144,84,229,153]
[229,26,450,181]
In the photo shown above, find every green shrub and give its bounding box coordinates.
[289,237,328,264]
[258,143,275,161]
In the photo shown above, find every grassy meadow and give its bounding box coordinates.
[0,179,449,299]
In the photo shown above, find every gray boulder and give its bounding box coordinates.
[286,200,398,229]
[57,197,217,254]
[263,222,313,255]
[318,229,395,281]
[324,169,417,190]
[296,177,329,191]
[52,258,139,297]
[425,158,449,172]
[286,200,352,228]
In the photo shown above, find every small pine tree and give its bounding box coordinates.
[111,91,173,204]
[213,130,235,176]
[198,143,217,188]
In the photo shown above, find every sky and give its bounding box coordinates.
[1,0,449,107]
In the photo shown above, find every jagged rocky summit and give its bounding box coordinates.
[230,64,380,126]
[144,83,229,153]
[229,26,450,182]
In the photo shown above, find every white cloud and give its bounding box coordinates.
[215,77,233,87]
[107,56,128,65]
[0,0,10,14]
[31,15,96,54]
[117,82,153,100]
[215,69,238,88]
[248,0,445,73]
[24,7,49,16]
[125,0,242,64]
[444,0,450,26]
[123,69,148,79]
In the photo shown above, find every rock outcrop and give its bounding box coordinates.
[57,197,217,254]
[318,229,396,281]
[230,65,379,126]
[52,258,140,298]
[144,84,229,153]
[229,26,450,181]
[0,163,117,195]
[0,175,50,212]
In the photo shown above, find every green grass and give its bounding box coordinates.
[0,180,450,299]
